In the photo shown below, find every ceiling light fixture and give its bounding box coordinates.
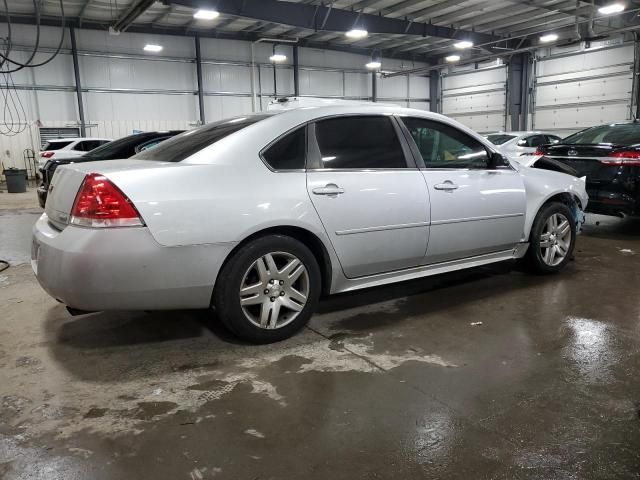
[445,54,461,62]
[454,40,474,49]
[193,9,220,20]
[366,60,382,69]
[270,53,287,62]
[345,28,368,39]
[598,3,625,14]
[540,33,559,43]
[143,44,163,52]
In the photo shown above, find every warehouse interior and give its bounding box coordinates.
[1,1,640,478]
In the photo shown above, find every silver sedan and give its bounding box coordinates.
[32,105,588,343]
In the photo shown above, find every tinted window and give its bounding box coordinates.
[401,117,488,168]
[134,115,270,162]
[486,134,515,145]
[42,141,72,151]
[262,127,305,170]
[314,116,406,169]
[546,135,562,144]
[135,137,171,153]
[82,133,182,161]
[563,123,640,146]
[74,141,101,152]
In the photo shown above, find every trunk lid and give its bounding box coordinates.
[541,144,616,181]
[44,159,172,230]
[44,166,89,230]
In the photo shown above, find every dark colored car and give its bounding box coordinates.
[37,130,183,208]
[536,121,640,217]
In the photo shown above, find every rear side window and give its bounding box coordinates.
[314,116,407,169]
[134,115,270,162]
[546,135,562,144]
[262,127,306,170]
[43,141,72,151]
[401,117,488,168]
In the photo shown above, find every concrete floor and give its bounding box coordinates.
[1,189,640,479]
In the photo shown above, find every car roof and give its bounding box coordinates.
[486,131,556,136]
[46,137,111,142]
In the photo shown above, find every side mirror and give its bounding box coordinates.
[488,151,509,168]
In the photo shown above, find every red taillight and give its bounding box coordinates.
[600,150,640,167]
[70,173,144,228]
[533,148,544,156]
[40,151,54,158]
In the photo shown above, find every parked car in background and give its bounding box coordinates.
[38,137,112,170]
[486,131,563,166]
[37,131,183,208]
[536,121,640,218]
[32,106,587,343]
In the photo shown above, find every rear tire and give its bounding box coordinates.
[213,235,321,343]
[525,201,576,274]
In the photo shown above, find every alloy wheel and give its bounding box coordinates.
[238,251,310,329]
[539,212,572,267]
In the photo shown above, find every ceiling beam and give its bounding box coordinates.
[112,0,157,32]
[0,14,432,64]
[169,0,508,45]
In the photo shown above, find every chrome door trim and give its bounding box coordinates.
[335,221,430,236]
[430,212,524,226]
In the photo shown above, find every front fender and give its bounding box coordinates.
[520,166,588,239]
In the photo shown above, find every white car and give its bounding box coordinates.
[33,106,587,343]
[485,131,563,166]
[38,137,112,170]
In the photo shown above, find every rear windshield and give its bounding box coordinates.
[486,134,515,145]
[43,140,72,151]
[82,132,181,161]
[133,115,271,162]
[563,123,640,146]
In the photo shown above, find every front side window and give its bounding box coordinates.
[314,116,407,169]
[262,127,306,170]
[401,117,488,169]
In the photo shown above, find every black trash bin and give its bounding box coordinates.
[3,168,27,193]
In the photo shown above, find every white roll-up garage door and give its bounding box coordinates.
[441,65,507,133]
[533,44,634,136]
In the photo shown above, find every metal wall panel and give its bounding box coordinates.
[299,69,343,97]
[442,66,507,132]
[202,64,252,93]
[84,92,197,121]
[344,72,370,98]
[533,44,634,133]
[80,56,195,90]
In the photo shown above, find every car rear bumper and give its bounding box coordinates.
[31,214,235,311]
[585,187,640,217]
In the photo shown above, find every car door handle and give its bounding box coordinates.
[434,182,459,191]
[312,184,345,196]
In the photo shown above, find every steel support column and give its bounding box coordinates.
[293,45,300,97]
[194,36,206,125]
[429,70,439,113]
[69,26,86,137]
[371,71,377,102]
[508,53,531,131]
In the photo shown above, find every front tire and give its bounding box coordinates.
[213,235,321,343]
[525,201,576,273]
